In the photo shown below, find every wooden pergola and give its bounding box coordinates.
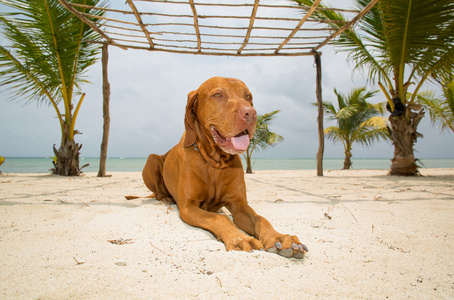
[58,0,379,176]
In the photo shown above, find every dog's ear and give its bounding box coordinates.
[184,89,198,148]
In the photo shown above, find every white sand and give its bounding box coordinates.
[1,169,453,299]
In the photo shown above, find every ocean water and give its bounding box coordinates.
[1,157,454,174]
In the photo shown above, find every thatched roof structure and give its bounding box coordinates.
[58,0,379,176]
[58,0,378,56]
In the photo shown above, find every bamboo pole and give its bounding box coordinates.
[88,40,317,56]
[126,0,155,49]
[314,51,324,176]
[313,0,380,51]
[188,0,201,52]
[134,0,361,13]
[75,6,348,24]
[238,0,260,54]
[275,0,322,54]
[57,0,127,50]
[98,44,111,177]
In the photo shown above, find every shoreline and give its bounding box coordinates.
[2,166,454,176]
[1,169,453,298]
[2,157,454,174]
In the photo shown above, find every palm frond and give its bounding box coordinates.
[417,86,454,133]
[0,0,106,105]
[259,110,281,124]
[294,0,454,99]
[446,81,454,113]
[0,14,59,103]
[248,110,284,153]
[352,126,390,147]
[324,126,343,142]
[313,100,338,121]
[322,85,389,153]
[336,105,359,120]
[360,116,389,129]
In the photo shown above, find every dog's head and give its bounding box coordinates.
[184,77,257,156]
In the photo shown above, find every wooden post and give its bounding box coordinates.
[314,51,324,176]
[98,44,111,177]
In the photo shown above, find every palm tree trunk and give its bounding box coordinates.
[315,52,324,176]
[98,44,110,177]
[52,139,83,176]
[52,122,88,176]
[246,161,252,174]
[343,151,352,169]
[389,109,425,176]
[245,151,253,174]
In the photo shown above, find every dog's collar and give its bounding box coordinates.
[193,143,213,167]
[193,142,235,169]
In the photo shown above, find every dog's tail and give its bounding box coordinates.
[124,193,155,200]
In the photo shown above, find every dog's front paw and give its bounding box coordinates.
[265,235,308,259]
[223,233,264,252]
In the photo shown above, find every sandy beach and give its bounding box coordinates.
[1,168,453,299]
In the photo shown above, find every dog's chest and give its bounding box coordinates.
[196,167,246,212]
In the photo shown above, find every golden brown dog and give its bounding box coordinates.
[141,77,307,258]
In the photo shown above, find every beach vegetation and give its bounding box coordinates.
[319,87,390,169]
[417,77,454,134]
[0,0,106,175]
[0,156,4,174]
[244,110,284,174]
[293,0,454,176]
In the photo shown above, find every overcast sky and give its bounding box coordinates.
[1,1,453,160]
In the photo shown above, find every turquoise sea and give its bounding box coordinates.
[1,157,454,173]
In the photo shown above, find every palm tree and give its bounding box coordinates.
[294,0,454,175]
[243,110,284,174]
[0,0,106,175]
[417,79,454,134]
[0,156,4,175]
[320,87,390,169]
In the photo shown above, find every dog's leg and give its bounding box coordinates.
[178,204,264,252]
[142,154,174,204]
[227,202,307,259]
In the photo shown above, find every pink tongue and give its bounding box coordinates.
[231,134,250,151]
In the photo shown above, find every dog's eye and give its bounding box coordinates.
[213,92,223,98]
[245,94,252,101]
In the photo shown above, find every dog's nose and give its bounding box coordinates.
[239,106,257,124]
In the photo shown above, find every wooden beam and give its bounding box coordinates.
[314,51,324,177]
[313,0,380,51]
[90,41,316,56]
[57,0,127,50]
[133,0,360,13]
[98,44,111,177]
[237,0,260,54]
[126,0,155,49]
[188,0,201,52]
[275,0,322,54]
